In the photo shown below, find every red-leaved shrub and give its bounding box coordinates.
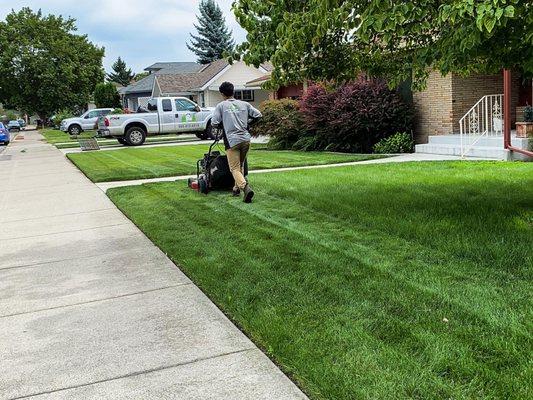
[298,79,414,152]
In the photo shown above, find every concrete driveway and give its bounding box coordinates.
[0,131,306,400]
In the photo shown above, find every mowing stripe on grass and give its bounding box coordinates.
[107,161,533,400]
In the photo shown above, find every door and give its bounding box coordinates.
[82,110,100,130]
[159,99,176,133]
[175,98,202,132]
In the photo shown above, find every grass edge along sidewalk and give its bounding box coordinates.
[107,161,533,400]
[67,143,385,183]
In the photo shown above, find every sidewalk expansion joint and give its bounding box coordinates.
[0,283,192,319]
[0,208,116,223]
[8,347,257,400]
[3,222,129,241]
[0,250,133,272]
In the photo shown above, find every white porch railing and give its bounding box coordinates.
[459,94,503,157]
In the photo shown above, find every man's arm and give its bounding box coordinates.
[248,104,262,119]
[247,104,262,126]
[211,104,223,128]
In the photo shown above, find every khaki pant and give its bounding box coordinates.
[226,141,250,190]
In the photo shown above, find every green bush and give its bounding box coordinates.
[94,83,121,108]
[5,110,18,121]
[252,99,305,149]
[524,105,533,122]
[373,132,414,154]
[53,109,74,127]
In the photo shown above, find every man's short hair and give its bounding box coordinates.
[219,81,234,97]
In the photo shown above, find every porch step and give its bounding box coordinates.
[415,143,509,160]
[427,134,529,148]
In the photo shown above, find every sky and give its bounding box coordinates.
[0,0,247,73]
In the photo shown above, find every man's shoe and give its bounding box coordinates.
[243,184,254,203]
[232,188,241,197]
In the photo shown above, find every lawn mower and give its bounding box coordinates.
[188,126,248,194]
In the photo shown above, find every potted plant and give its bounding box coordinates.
[516,105,533,138]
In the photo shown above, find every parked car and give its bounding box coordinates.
[97,97,214,146]
[0,123,10,145]
[17,119,26,130]
[7,120,21,132]
[60,108,114,136]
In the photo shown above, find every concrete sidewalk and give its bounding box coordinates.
[0,131,307,400]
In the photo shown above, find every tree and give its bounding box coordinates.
[0,8,105,120]
[188,0,234,64]
[232,0,533,89]
[133,71,149,82]
[94,83,121,108]
[107,57,134,86]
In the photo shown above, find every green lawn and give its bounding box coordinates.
[67,143,383,182]
[40,129,199,149]
[108,161,532,400]
[40,128,95,144]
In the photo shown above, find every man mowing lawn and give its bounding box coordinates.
[212,81,262,203]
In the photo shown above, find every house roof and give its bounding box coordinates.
[123,62,207,95]
[156,59,230,95]
[246,74,271,87]
[144,62,203,73]
[125,59,271,96]
[123,74,157,94]
[260,62,274,72]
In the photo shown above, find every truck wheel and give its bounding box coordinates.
[125,127,146,146]
[68,125,82,136]
[204,122,215,140]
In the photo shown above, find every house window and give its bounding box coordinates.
[234,90,254,102]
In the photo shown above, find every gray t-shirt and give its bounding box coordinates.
[212,99,262,148]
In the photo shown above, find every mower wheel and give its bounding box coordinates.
[198,177,208,194]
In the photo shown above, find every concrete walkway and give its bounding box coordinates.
[97,152,483,191]
[0,131,307,400]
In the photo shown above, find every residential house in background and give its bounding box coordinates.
[121,60,272,110]
[245,75,305,101]
[247,69,532,159]
[121,62,202,110]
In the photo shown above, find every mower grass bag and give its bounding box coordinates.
[188,139,248,194]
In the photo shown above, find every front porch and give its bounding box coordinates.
[415,133,531,161]
[415,70,532,160]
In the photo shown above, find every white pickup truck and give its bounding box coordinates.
[97,97,215,146]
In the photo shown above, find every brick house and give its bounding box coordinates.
[413,70,531,143]
[248,70,532,159]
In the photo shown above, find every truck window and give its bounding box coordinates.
[86,110,99,118]
[175,99,197,112]
[147,99,158,111]
[162,99,173,112]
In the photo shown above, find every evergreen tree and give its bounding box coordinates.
[107,57,134,86]
[94,83,121,108]
[187,0,234,64]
